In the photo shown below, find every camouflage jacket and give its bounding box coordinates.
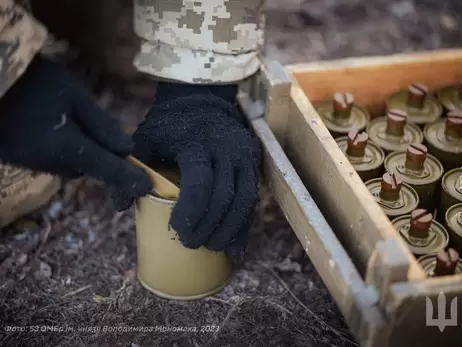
[0,0,47,100]
[133,0,266,84]
[0,0,266,101]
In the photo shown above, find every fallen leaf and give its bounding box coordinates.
[35,261,52,279]
[92,295,109,304]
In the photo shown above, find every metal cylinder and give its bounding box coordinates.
[424,111,462,171]
[383,144,444,212]
[366,172,419,220]
[386,82,443,128]
[438,168,462,223]
[366,109,424,154]
[445,203,462,254]
[314,92,370,139]
[134,193,232,300]
[391,209,449,256]
[335,130,385,182]
[437,83,462,114]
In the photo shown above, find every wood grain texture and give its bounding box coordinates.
[286,49,462,117]
[385,276,462,347]
[258,56,292,147]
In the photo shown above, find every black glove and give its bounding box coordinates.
[111,82,261,262]
[0,55,152,198]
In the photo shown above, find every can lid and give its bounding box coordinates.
[315,96,370,135]
[367,115,424,153]
[336,135,385,172]
[387,85,442,125]
[366,177,419,218]
[383,148,443,186]
[445,203,462,237]
[423,118,462,155]
[392,212,449,255]
[418,250,462,276]
[442,168,462,201]
[437,83,462,112]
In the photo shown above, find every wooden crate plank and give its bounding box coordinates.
[238,93,389,346]
[285,49,462,117]
[284,83,425,281]
[384,277,462,346]
[365,238,415,306]
[257,56,292,147]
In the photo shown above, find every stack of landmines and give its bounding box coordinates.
[315,82,462,278]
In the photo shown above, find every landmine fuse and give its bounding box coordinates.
[424,110,462,171]
[392,208,449,256]
[384,144,444,211]
[335,129,385,182]
[365,172,419,219]
[367,109,424,154]
[314,92,370,139]
[386,82,443,128]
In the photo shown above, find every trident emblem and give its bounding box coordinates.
[426,292,458,332]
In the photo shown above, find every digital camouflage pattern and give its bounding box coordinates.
[0,0,47,99]
[134,0,266,84]
[0,0,266,97]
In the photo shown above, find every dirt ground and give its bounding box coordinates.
[1,1,461,347]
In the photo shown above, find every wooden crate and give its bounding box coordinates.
[238,49,462,347]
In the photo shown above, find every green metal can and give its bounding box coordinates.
[437,83,462,113]
[366,109,424,154]
[365,172,419,219]
[314,92,370,139]
[444,203,462,254]
[438,168,462,223]
[335,130,385,182]
[423,111,462,171]
[386,82,443,128]
[392,209,449,256]
[384,144,444,211]
[418,250,462,277]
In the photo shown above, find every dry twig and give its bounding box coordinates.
[258,261,358,346]
[61,284,92,298]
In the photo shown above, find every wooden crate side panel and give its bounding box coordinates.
[238,93,390,346]
[285,84,425,281]
[385,277,462,346]
[286,49,462,117]
[258,57,292,147]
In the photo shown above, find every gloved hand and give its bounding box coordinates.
[0,54,152,198]
[111,82,261,262]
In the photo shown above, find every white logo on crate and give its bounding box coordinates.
[426,292,458,332]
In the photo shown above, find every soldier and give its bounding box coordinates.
[0,1,264,262]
